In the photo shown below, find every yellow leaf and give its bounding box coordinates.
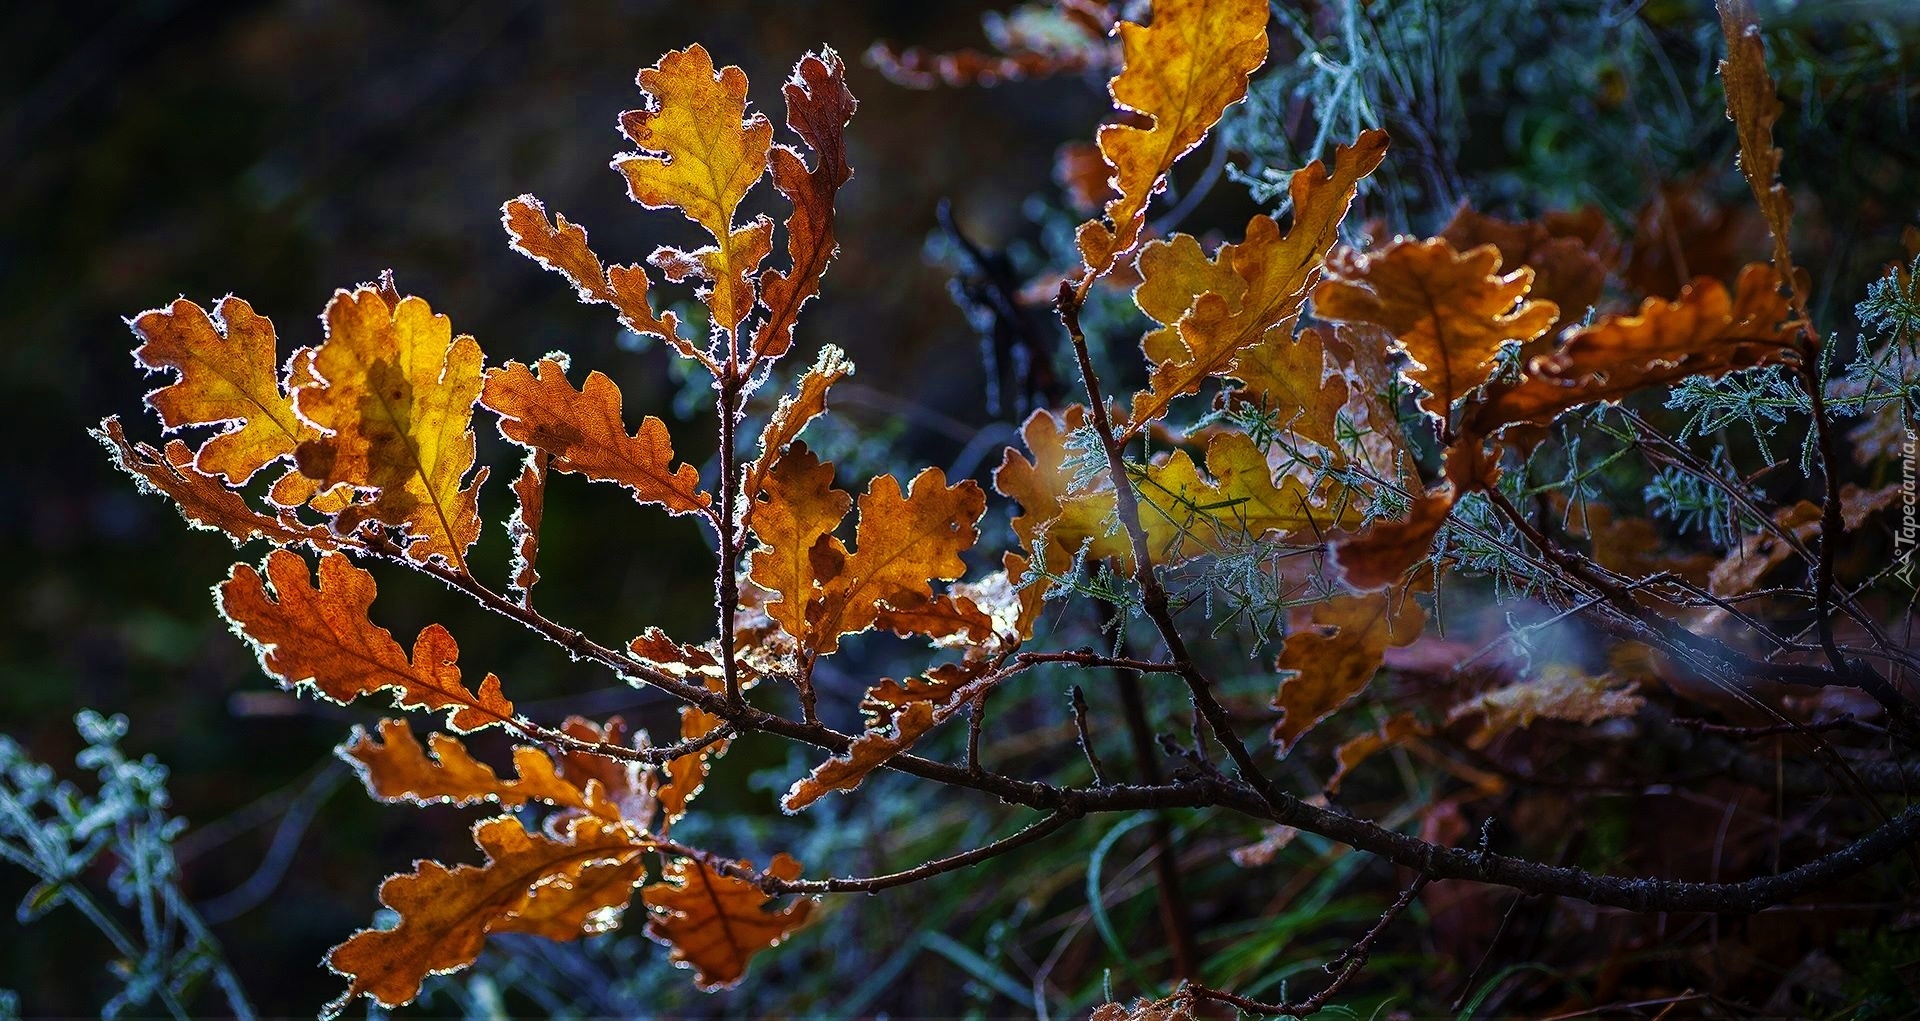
[615,44,774,323]
[993,405,1088,570]
[293,288,488,568]
[1077,0,1270,273]
[1127,131,1389,430]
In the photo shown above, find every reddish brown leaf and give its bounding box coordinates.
[1272,588,1426,754]
[501,195,694,357]
[219,549,514,732]
[482,357,710,517]
[341,719,609,819]
[95,419,336,551]
[751,49,858,360]
[643,852,813,990]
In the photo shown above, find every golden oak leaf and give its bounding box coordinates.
[746,344,853,511]
[746,442,852,643]
[808,468,986,655]
[616,44,773,325]
[751,49,858,360]
[1077,0,1269,273]
[220,549,514,732]
[506,451,546,604]
[132,296,315,484]
[643,852,812,990]
[341,719,611,820]
[1446,665,1644,748]
[1327,713,1428,795]
[783,700,937,812]
[993,405,1088,568]
[1127,131,1389,431]
[480,357,710,517]
[1047,432,1345,573]
[626,630,737,826]
[552,715,660,826]
[1271,588,1426,754]
[1717,0,1793,271]
[293,288,488,568]
[1227,326,1352,455]
[95,419,337,550]
[501,195,694,357]
[1313,237,1558,428]
[651,217,776,333]
[324,814,644,1014]
[1472,264,1798,432]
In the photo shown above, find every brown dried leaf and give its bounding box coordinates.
[643,852,812,990]
[501,195,694,357]
[751,48,858,360]
[341,719,607,819]
[783,700,937,811]
[132,296,316,485]
[1272,588,1426,754]
[746,442,853,643]
[1446,665,1644,747]
[1717,0,1793,272]
[506,451,546,604]
[95,419,337,550]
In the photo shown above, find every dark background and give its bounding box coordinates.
[1,1,1097,1014]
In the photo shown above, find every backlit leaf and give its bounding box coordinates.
[293,287,488,568]
[751,49,858,360]
[219,549,514,732]
[643,852,813,990]
[1077,0,1270,274]
[1272,588,1426,754]
[481,357,710,516]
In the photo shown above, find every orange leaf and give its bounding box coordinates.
[746,344,853,512]
[627,630,736,826]
[1331,485,1457,592]
[132,296,315,485]
[993,405,1088,569]
[1472,264,1797,432]
[747,442,853,643]
[293,287,488,568]
[783,700,937,812]
[809,468,986,654]
[95,419,336,551]
[325,815,644,1014]
[643,852,813,990]
[1077,0,1270,274]
[501,195,694,357]
[1313,237,1558,428]
[1127,131,1389,431]
[219,549,514,732]
[751,49,858,360]
[481,357,710,517]
[1227,325,1353,455]
[1271,588,1426,754]
[506,450,546,604]
[1438,205,1612,342]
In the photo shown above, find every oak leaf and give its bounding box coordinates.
[746,345,853,511]
[1327,713,1429,795]
[325,815,644,1013]
[805,468,986,655]
[481,357,710,516]
[1076,0,1270,274]
[1127,131,1389,431]
[293,287,488,568]
[501,195,692,356]
[751,49,858,360]
[342,719,614,821]
[1446,665,1644,748]
[746,442,852,643]
[96,419,336,551]
[993,405,1088,570]
[1439,206,1612,342]
[783,700,937,812]
[220,549,514,732]
[1313,237,1558,428]
[1272,588,1426,754]
[1717,0,1793,272]
[132,296,316,485]
[1472,264,1797,432]
[506,451,546,604]
[643,852,813,989]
